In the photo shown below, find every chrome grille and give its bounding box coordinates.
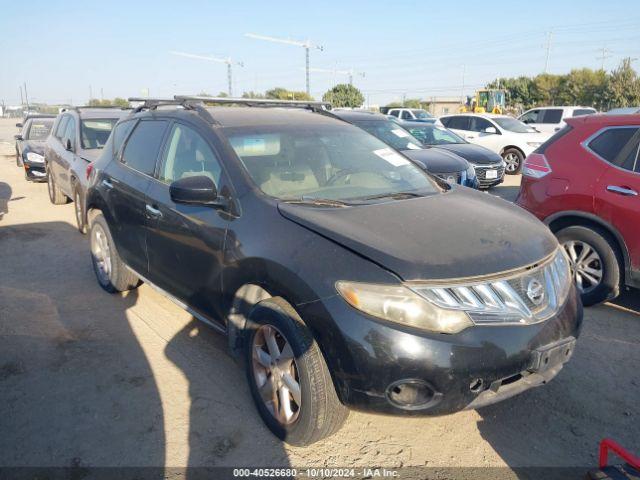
[474,164,505,187]
[410,249,572,326]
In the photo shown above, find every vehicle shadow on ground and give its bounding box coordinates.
[0,181,11,220]
[0,221,166,470]
[475,289,640,475]
[490,184,520,203]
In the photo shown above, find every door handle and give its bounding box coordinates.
[607,185,638,196]
[145,204,163,218]
[101,179,114,189]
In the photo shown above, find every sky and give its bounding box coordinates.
[1,0,639,107]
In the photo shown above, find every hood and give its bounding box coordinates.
[434,143,503,166]
[402,147,469,174]
[23,140,45,155]
[278,187,558,281]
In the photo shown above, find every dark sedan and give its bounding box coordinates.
[332,110,478,188]
[403,121,506,189]
[14,115,55,181]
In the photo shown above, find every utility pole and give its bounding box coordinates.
[100,88,104,102]
[246,33,323,96]
[19,86,24,107]
[170,51,243,97]
[23,82,29,112]
[460,64,466,105]
[597,47,613,70]
[544,31,553,74]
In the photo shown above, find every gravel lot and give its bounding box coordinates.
[0,117,638,474]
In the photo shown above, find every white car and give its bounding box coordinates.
[439,113,550,174]
[518,106,596,134]
[386,108,437,123]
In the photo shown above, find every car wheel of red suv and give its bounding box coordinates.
[556,225,621,306]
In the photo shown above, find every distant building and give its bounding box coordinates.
[424,97,462,116]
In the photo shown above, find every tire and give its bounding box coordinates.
[47,168,68,205]
[16,150,22,167]
[89,211,140,293]
[73,186,87,234]
[555,225,622,306]
[502,148,524,175]
[245,297,349,446]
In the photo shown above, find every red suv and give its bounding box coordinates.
[516,114,640,306]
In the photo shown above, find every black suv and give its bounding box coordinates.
[14,115,55,181]
[45,107,130,232]
[86,97,582,446]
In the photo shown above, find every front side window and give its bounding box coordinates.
[112,120,136,158]
[409,125,466,145]
[225,123,438,201]
[81,118,119,149]
[388,110,399,118]
[493,117,535,133]
[470,117,493,132]
[401,111,413,120]
[26,119,53,140]
[121,120,168,176]
[159,124,222,186]
[411,110,433,119]
[353,120,424,151]
[588,127,640,172]
[541,109,563,124]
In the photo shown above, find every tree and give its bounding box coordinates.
[606,57,640,108]
[242,91,266,99]
[112,97,129,108]
[265,87,313,101]
[322,84,364,108]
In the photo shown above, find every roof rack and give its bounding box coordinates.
[128,97,216,123]
[173,95,331,111]
[60,105,131,113]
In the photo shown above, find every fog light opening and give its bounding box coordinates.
[386,380,436,410]
[469,378,484,393]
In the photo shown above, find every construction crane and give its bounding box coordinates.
[245,33,323,96]
[169,51,244,97]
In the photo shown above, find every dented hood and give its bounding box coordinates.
[278,187,558,281]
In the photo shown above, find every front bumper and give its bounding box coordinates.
[23,162,47,181]
[301,285,582,416]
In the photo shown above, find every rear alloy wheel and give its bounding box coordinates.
[556,225,621,306]
[47,169,67,205]
[245,297,348,446]
[74,188,86,234]
[502,148,524,175]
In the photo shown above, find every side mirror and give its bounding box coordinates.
[484,126,497,134]
[14,134,23,141]
[64,138,73,151]
[15,122,23,128]
[169,175,226,208]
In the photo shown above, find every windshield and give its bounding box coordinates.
[411,109,433,119]
[493,117,536,133]
[26,119,53,140]
[407,125,466,145]
[353,119,424,151]
[80,118,119,149]
[225,123,438,202]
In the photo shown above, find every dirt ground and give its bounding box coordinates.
[0,117,638,474]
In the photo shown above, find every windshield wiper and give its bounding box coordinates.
[356,191,425,202]
[283,197,350,207]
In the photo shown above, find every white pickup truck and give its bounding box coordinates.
[381,107,437,123]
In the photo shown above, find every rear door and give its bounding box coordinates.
[145,121,228,319]
[57,115,78,195]
[47,114,70,185]
[466,116,503,151]
[102,118,169,275]
[590,126,640,274]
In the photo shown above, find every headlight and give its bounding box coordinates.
[26,152,44,163]
[527,142,542,148]
[335,281,473,334]
[336,249,571,334]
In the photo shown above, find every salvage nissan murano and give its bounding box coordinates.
[85,97,582,445]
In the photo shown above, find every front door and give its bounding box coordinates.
[145,121,228,321]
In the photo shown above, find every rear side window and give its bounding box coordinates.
[388,110,399,118]
[121,120,168,176]
[442,116,470,130]
[540,109,563,124]
[587,127,640,172]
[534,125,573,154]
[401,111,413,120]
[469,117,493,132]
[573,109,596,117]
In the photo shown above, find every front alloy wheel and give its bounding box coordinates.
[91,223,112,286]
[503,151,522,174]
[252,324,301,425]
